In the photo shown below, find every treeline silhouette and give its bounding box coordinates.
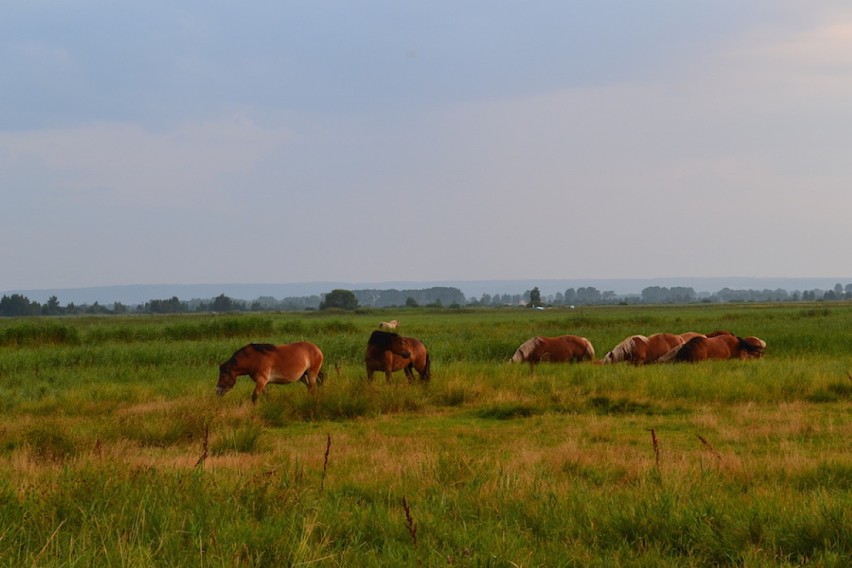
[1,283,850,317]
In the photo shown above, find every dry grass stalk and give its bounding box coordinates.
[194,424,209,468]
[649,429,660,467]
[321,433,331,492]
[402,495,417,547]
[697,434,722,462]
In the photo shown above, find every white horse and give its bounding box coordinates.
[378,320,399,332]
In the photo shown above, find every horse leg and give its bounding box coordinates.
[252,372,269,404]
[384,352,394,382]
[299,370,316,393]
[404,364,415,383]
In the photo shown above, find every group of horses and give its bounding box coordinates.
[216,324,431,402]
[216,321,766,402]
[510,330,766,370]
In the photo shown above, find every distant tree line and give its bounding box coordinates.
[2,283,851,317]
[468,283,852,307]
[352,287,466,308]
[0,287,466,317]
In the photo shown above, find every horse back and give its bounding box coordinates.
[645,333,684,362]
[227,343,277,373]
[548,335,595,362]
[269,342,323,378]
[677,334,735,362]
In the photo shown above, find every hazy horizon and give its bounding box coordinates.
[6,276,852,306]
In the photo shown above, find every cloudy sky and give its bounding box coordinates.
[2,1,851,291]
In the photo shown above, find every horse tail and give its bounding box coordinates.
[510,337,541,363]
[583,338,596,361]
[423,352,431,380]
[315,369,326,387]
[657,340,691,363]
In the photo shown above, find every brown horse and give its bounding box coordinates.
[365,330,431,382]
[602,333,685,365]
[660,334,766,363]
[216,342,325,402]
[510,335,595,371]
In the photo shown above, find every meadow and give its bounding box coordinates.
[0,303,849,567]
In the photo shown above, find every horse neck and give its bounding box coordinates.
[514,337,541,361]
[222,355,250,377]
[610,335,642,361]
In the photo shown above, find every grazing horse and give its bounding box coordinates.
[378,320,399,332]
[510,335,595,371]
[216,342,325,403]
[601,335,649,364]
[659,334,766,363]
[365,330,431,382]
[602,333,685,365]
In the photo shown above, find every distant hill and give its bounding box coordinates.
[4,277,851,306]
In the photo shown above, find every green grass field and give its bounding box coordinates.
[0,303,849,566]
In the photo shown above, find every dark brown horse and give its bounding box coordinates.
[365,330,431,382]
[216,342,325,402]
[602,333,684,365]
[660,334,766,363]
[510,335,595,371]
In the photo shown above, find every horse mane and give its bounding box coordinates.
[510,337,542,363]
[222,343,276,370]
[368,330,400,349]
[604,335,646,363]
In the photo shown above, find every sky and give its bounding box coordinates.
[2,1,852,292]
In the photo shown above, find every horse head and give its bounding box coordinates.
[739,336,766,358]
[216,360,237,396]
[388,336,412,359]
[369,330,411,358]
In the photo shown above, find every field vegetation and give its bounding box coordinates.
[0,303,849,566]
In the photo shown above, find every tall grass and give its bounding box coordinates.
[0,304,849,565]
